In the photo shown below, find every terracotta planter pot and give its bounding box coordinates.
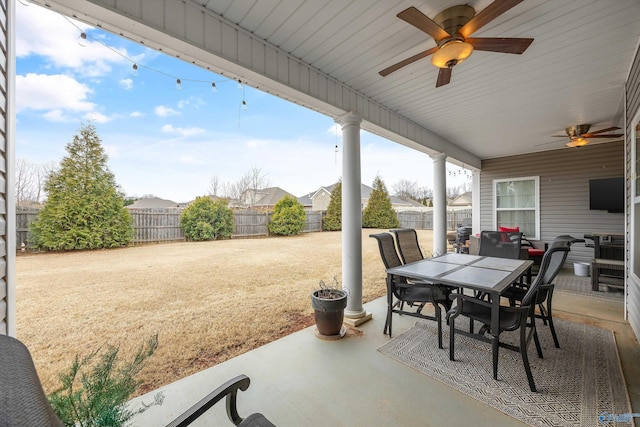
[310,289,348,338]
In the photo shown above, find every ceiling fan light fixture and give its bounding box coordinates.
[431,40,474,68]
[566,137,588,148]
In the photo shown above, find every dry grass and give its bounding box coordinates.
[16,229,433,396]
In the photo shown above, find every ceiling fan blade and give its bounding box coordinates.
[582,127,621,136]
[436,67,452,88]
[583,134,623,138]
[458,0,524,39]
[397,6,451,41]
[467,37,533,54]
[379,47,439,77]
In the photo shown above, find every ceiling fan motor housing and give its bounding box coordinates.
[566,124,591,138]
[433,5,475,38]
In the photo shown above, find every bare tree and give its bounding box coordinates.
[15,159,54,206]
[208,175,221,196]
[392,179,418,200]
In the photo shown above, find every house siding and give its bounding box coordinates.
[625,42,640,341]
[0,0,11,336]
[479,142,625,268]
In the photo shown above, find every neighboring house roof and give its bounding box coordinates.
[302,182,424,208]
[247,187,297,207]
[127,197,180,209]
[449,192,472,207]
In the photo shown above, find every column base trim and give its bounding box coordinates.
[343,311,372,327]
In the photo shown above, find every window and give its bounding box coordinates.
[493,176,540,240]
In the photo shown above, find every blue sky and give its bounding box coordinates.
[15,2,470,203]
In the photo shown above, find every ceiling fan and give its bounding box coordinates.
[552,124,623,148]
[379,1,534,87]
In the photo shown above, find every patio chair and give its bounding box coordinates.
[0,334,275,427]
[390,227,456,308]
[389,227,426,264]
[478,230,523,259]
[447,246,570,392]
[370,232,451,347]
[503,236,581,348]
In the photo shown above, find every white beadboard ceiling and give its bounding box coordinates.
[35,0,640,164]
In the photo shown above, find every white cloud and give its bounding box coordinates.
[16,3,129,77]
[16,73,95,113]
[177,96,206,109]
[42,109,74,123]
[161,124,205,137]
[119,78,133,90]
[154,105,180,117]
[130,111,144,118]
[83,111,111,123]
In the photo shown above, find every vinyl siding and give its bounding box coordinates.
[479,142,624,268]
[625,43,640,341]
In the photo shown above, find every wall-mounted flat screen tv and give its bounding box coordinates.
[589,177,624,213]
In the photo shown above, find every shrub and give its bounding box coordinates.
[323,181,342,231]
[362,175,399,228]
[48,334,163,427]
[180,197,234,241]
[268,195,306,236]
[30,124,134,250]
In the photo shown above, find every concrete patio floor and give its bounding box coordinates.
[130,273,640,427]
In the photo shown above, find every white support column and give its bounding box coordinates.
[431,153,447,256]
[336,112,371,325]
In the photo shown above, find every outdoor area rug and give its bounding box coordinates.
[378,318,633,427]
[554,274,624,302]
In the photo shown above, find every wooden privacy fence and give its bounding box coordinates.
[397,209,472,231]
[16,207,468,248]
[16,207,325,247]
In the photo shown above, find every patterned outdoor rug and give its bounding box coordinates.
[378,318,634,427]
[554,274,624,302]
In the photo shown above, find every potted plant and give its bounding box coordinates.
[311,277,348,339]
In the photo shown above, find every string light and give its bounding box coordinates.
[58,13,244,100]
[77,32,88,47]
[18,0,30,6]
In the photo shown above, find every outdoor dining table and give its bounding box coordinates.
[386,252,533,380]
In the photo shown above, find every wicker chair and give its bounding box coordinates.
[370,232,451,347]
[0,334,275,427]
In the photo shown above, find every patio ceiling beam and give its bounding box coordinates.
[31,0,481,169]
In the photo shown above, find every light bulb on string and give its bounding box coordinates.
[176,79,182,90]
[211,82,217,93]
[237,79,243,90]
[241,99,248,110]
[131,63,139,77]
[77,32,88,47]
[18,0,30,6]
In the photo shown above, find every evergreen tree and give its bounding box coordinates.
[30,124,133,250]
[323,181,342,231]
[268,195,306,236]
[362,175,399,228]
[180,197,234,241]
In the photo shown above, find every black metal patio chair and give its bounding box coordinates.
[370,232,451,348]
[446,245,571,392]
[502,235,582,348]
[0,334,275,427]
[390,227,456,309]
